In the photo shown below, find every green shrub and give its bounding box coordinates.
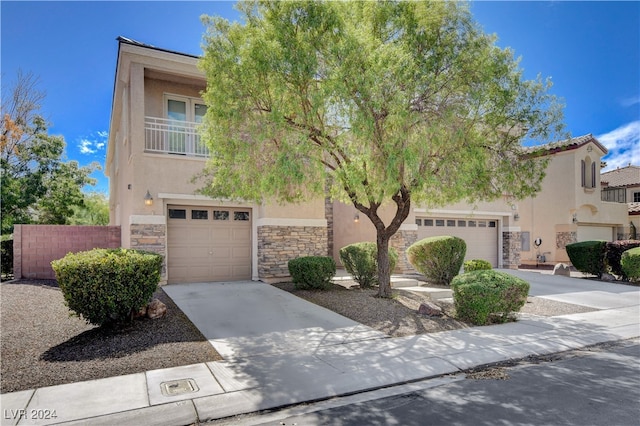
[339,242,398,288]
[1,236,13,278]
[463,259,492,273]
[451,270,530,325]
[288,256,336,290]
[406,236,466,285]
[605,240,640,278]
[621,247,640,282]
[566,240,607,277]
[51,248,163,326]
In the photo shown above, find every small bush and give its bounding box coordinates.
[288,256,336,290]
[463,259,492,273]
[566,240,607,277]
[451,270,530,325]
[406,236,466,285]
[1,237,13,278]
[51,248,163,326]
[621,247,640,282]
[339,242,398,288]
[605,240,640,278]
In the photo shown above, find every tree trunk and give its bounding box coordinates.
[376,232,393,298]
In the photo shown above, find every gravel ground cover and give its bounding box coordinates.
[273,280,598,338]
[0,280,222,393]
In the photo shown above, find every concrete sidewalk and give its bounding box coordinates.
[1,271,639,426]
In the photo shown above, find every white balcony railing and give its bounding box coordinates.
[144,116,209,157]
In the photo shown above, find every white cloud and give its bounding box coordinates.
[598,121,640,172]
[77,131,108,155]
[621,95,640,107]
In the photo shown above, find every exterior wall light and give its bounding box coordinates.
[572,213,578,223]
[144,190,153,206]
[513,213,519,221]
[354,214,359,223]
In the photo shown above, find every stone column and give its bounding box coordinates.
[390,226,418,273]
[502,230,522,269]
[130,216,167,283]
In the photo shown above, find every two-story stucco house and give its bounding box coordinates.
[106,37,627,284]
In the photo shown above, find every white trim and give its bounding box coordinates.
[130,215,166,225]
[503,226,522,232]
[257,218,327,227]
[414,208,511,217]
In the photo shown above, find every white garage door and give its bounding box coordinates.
[416,217,499,267]
[577,225,613,242]
[167,205,251,283]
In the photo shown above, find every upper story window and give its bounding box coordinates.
[634,192,640,202]
[581,156,596,189]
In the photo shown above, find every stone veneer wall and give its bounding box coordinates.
[556,231,577,249]
[130,224,167,279]
[390,229,418,273]
[502,231,521,269]
[258,225,328,280]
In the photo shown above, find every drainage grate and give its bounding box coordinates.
[160,378,199,396]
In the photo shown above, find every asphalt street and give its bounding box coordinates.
[233,339,640,426]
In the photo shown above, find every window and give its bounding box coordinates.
[436,219,445,227]
[425,219,434,226]
[581,157,596,189]
[415,219,422,226]
[602,187,626,203]
[488,221,497,228]
[478,220,487,228]
[468,220,476,227]
[458,220,466,227]
[635,192,640,202]
[213,210,229,220]
[191,210,208,220]
[164,95,209,155]
[234,211,250,221]
[169,209,186,219]
[447,220,456,227]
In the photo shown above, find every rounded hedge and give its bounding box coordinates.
[565,240,606,277]
[288,256,336,290]
[51,248,163,326]
[451,270,530,325]
[463,259,492,273]
[339,242,398,289]
[621,247,640,282]
[406,236,466,285]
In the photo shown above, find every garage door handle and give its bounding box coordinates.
[209,251,213,255]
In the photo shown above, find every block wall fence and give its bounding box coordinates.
[13,225,121,279]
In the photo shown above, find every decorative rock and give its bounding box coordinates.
[147,298,167,319]
[418,302,443,317]
[133,305,147,319]
[552,263,571,277]
[601,272,616,282]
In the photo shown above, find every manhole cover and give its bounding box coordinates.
[160,379,199,396]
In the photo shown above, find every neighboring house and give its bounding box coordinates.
[106,37,628,284]
[601,164,640,239]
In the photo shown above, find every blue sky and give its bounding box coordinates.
[2,1,639,195]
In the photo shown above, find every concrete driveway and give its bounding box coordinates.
[503,269,640,310]
[163,281,385,360]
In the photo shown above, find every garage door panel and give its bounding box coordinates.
[416,217,498,267]
[168,206,251,283]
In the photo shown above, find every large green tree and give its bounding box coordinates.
[197,1,565,297]
[1,71,98,234]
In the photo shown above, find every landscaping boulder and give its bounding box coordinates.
[147,299,167,319]
[552,263,571,277]
[418,302,443,317]
[601,272,616,282]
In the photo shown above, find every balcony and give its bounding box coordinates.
[144,116,209,157]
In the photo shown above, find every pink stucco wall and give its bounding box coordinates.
[13,225,121,279]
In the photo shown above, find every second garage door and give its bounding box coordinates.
[416,217,499,267]
[167,205,251,283]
